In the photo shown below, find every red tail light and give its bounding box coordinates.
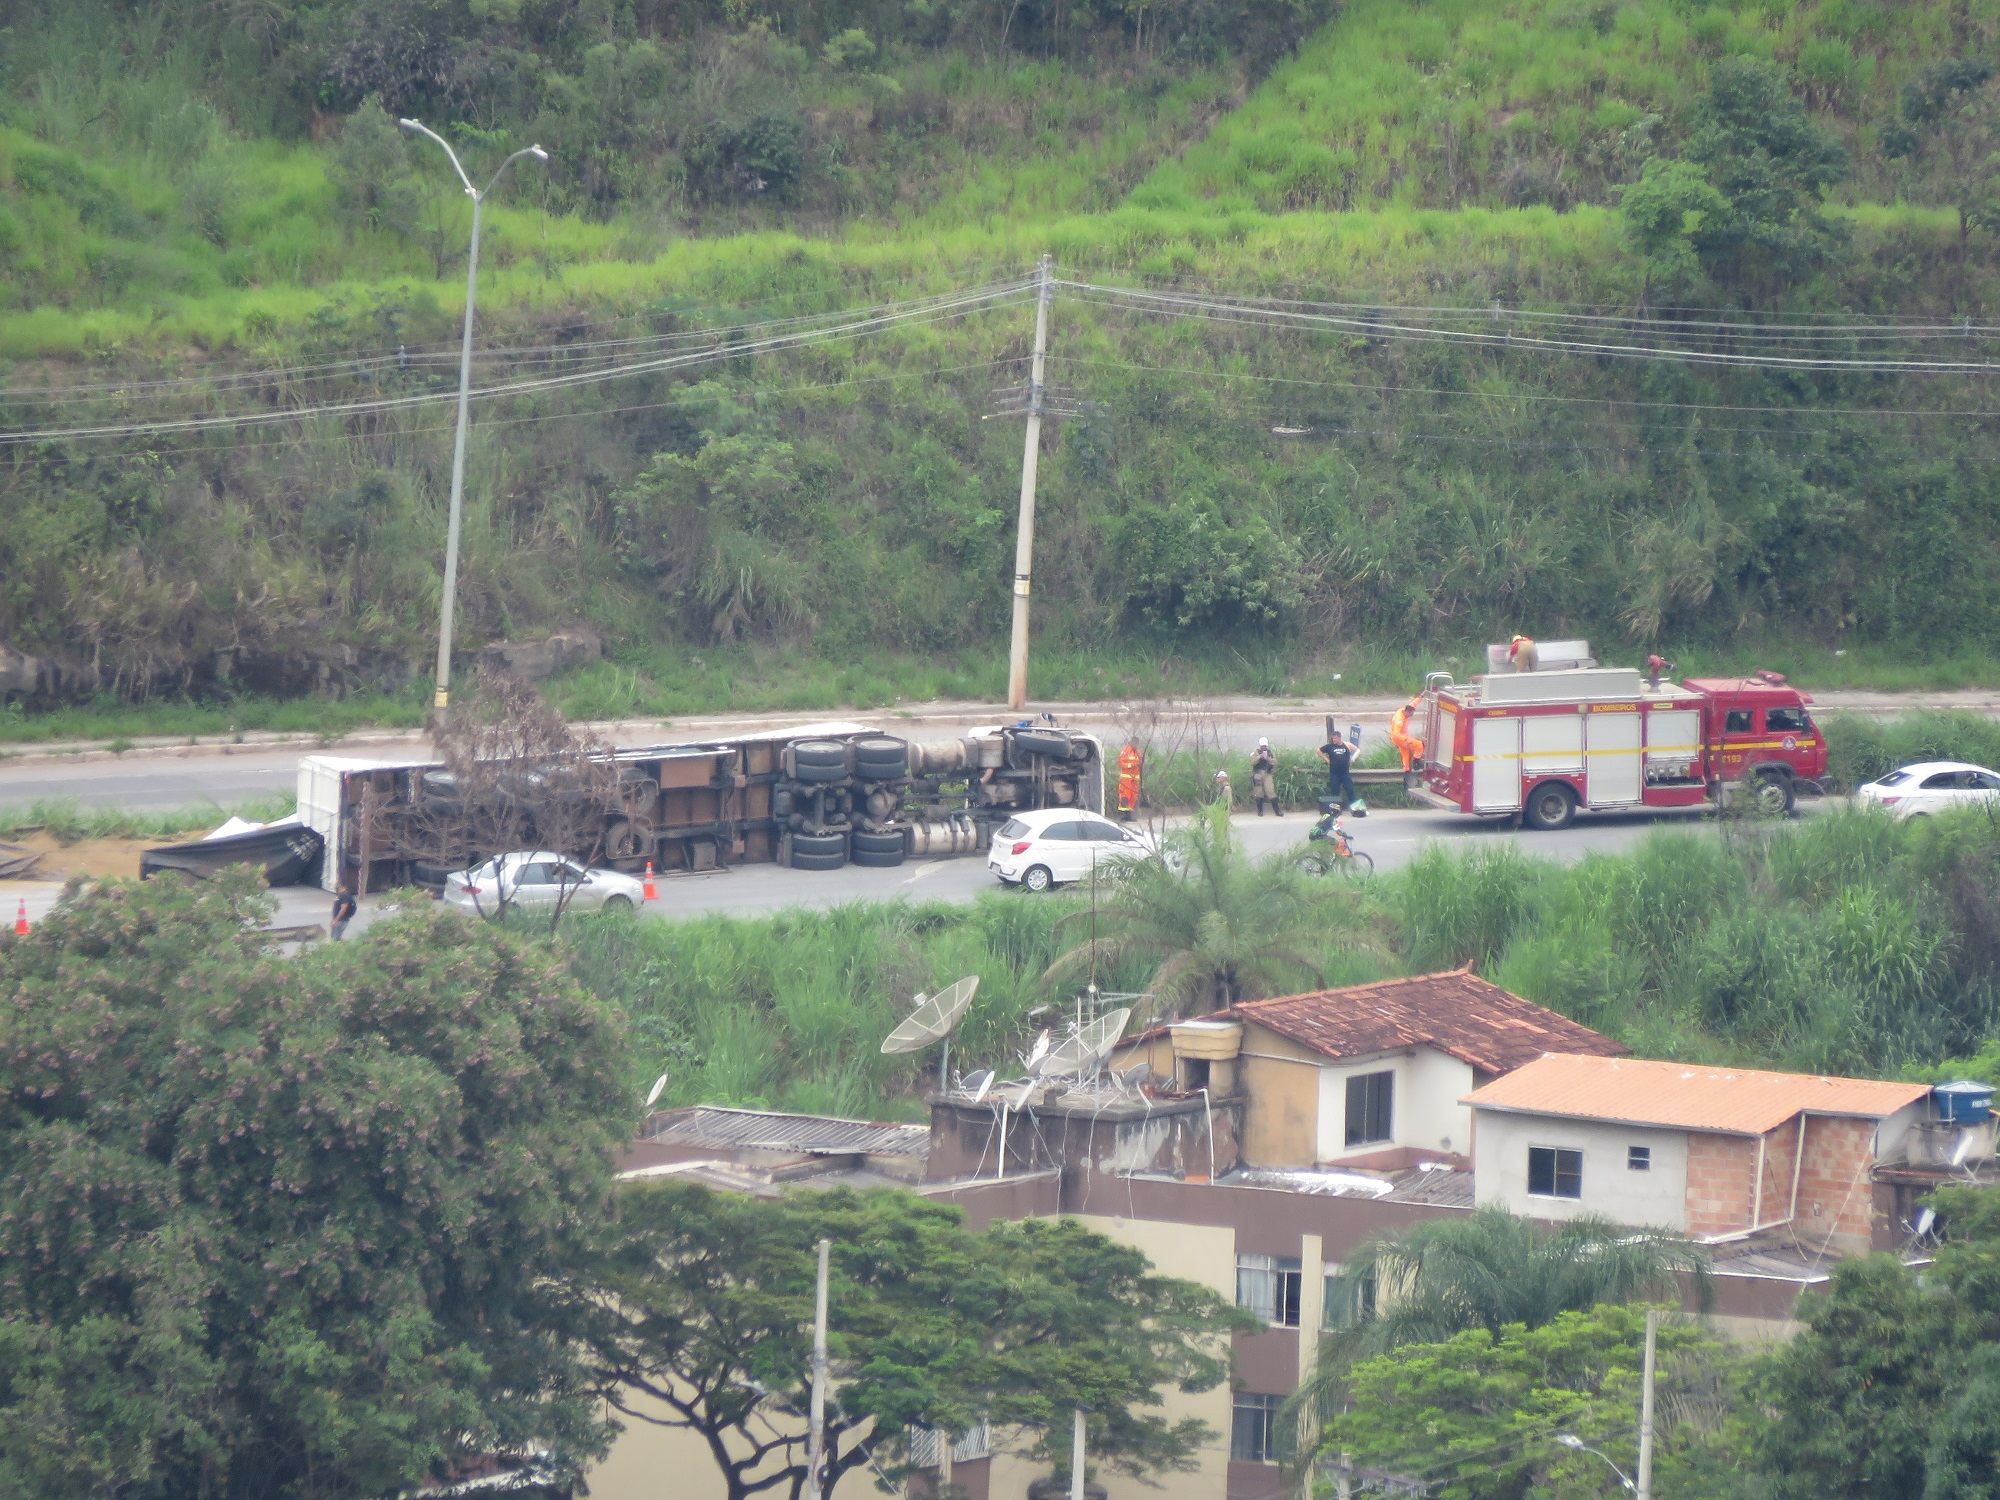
[1878,795,1900,806]
[1012,840,1033,855]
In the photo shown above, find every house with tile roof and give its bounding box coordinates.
[1464,1052,1934,1252]
[1110,968,1626,1171]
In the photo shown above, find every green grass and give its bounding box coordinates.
[0,791,297,842]
[544,797,2000,1117]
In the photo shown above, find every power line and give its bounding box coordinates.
[1060,280,2000,373]
[0,281,1034,446]
[1046,354,2000,421]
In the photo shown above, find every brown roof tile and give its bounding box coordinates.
[1230,969,1625,1075]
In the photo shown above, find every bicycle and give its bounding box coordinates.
[1301,810,1373,878]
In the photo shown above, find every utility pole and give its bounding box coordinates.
[806,1238,831,1499]
[1069,1408,1086,1500]
[1006,255,1055,714]
[397,120,547,714]
[1636,1307,1658,1500]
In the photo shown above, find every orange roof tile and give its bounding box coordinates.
[1228,969,1625,1075]
[1464,1053,1931,1136]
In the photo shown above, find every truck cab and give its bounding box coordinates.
[1681,675,1826,811]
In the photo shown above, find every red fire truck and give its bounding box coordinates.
[1413,643,1827,829]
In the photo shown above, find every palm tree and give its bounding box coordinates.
[1041,802,1343,1024]
[1287,1206,1711,1468]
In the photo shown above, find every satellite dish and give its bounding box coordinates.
[881,975,980,1055]
[643,1072,670,1109]
[1025,1028,1053,1069]
[1952,1131,1977,1168]
[966,1069,997,1103]
[1913,1207,1938,1239]
[1034,1007,1133,1079]
[1118,1061,1151,1091]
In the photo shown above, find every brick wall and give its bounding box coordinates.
[1684,1133,1759,1236]
[1794,1115,1881,1250]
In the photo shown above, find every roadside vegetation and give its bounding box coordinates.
[8,2,2000,720]
[556,798,2000,1118]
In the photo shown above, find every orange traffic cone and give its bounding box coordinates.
[642,861,657,901]
[13,899,27,936]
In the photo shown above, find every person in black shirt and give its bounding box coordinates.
[1319,730,1356,811]
[330,877,357,942]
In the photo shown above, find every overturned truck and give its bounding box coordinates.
[298,720,1104,892]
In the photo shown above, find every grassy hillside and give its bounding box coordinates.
[4,0,2000,716]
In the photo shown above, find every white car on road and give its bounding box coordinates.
[1854,761,2000,821]
[988,809,1155,891]
[443,852,647,915]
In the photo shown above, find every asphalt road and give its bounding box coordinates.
[1,802,1729,939]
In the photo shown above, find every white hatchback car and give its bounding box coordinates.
[988,809,1155,891]
[442,851,647,914]
[1854,761,2000,821]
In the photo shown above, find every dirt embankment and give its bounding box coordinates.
[3,832,151,880]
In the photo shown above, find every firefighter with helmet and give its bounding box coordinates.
[1116,742,1143,820]
[1389,695,1425,774]
[1508,634,1538,672]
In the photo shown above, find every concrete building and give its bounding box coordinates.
[1466,1053,1934,1252]
[1110,968,1627,1169]
[587,999,1983,1500]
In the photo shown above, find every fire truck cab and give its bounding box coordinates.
[1415,645,1826,829]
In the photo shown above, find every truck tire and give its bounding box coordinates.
[851,828,907,867]
[852,737,909,780]
[1522,781,1577,831]
[603,817,649,868]
[1010,729,1072,761]
[788,830,848,870]
[791,740,850,784]
[1752,770,1796,817]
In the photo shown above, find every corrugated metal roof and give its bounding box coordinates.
[1228,969,1626,1075]
[640,1105,929,1157]
[1464,1053,1931,1136]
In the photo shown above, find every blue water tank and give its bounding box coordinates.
[1933,1081,1996,1126]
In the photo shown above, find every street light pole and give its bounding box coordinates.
[397,119,548,713]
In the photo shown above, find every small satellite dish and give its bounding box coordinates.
[881,975,980,1055]
[643,1072,670,1109]
[1035,1007,1133,1079]
[1913,1207,1938,1239]
[966,1069,997,1103]
[1118,1061,1150,1091]
[1025,1029,1053,1069]
[1952,1131,1977,1168]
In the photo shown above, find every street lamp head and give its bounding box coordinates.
[527,144,549,160]
[1555,1435,1584,1450]
[398,117,421,131]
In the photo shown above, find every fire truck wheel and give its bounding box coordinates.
[791,740,850,783]
[1522,781,1577,831]
[1752,771,1796,817]
[1022,864,1056,893]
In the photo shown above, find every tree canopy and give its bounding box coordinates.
[1289,1206,1710,1467]
[587,1180,1252,1498]
[1759,1184,2000,1500]
[1325,1304,1747,1500]
[0,871,626,1500]
[1042,802,1341,1023]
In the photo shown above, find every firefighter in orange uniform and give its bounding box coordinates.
[1117,743,1143,820]
[1388,695,1425,773]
